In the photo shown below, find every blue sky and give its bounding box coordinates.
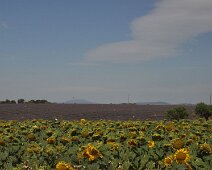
[0,0,212,104]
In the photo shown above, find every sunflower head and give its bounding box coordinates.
[107,138,116,143]
[27,143,41,154]
[82,144,102,161]
[165,122,175,131]
[191,135,199,141]
[107,142,119,151]
[180,134,187,138]
[164,155,173,167]
[80,119,86,124]
[172,138,184,149]
[155,124,164,130]
[27,133,36,141]
[81,130,90,138]
[152,133,163,141]
[56,161,74,170]
[127,139,137,147]
[47,137,56,144]
[199,143,211,154]
[147,141,155,148]
[71,136,79,142]
[0,138,5,146]
[61,137,69,144]
[174,148,190,164]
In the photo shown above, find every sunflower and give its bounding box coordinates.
[82,144,102,161]
[180,134,187,138]
[107,142,119,151]
[61,136,69,144]
[47,137,56,144]
[199,143,211,154]
[27,133,36,141]
[164,155,173,167]
[80,119,86,124]
[127,139,137,147]
[0,138,5,146]
[155,124,164,130]
[174,148,190,164]
[172,138,184,149]
[152,133,163,140]
[107,138,116,143]
[27,143,41,154]
[56,161,74,170]
[147,141,155,148]
[128,132,137,139]
[81,130,91,138]
[165,122,175,131]
[40,125,48,130]
[191,135,199,141]
[71,136,79,142]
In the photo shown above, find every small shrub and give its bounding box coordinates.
[195,103,212,120]
[165,107,189,120]
[17,99,25,104]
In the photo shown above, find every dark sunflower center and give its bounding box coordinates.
[176,152,186,160]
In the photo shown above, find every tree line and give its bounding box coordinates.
[0,99,49,104]
[165,102,212,120]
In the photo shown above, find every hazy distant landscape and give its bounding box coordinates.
[0,1,212,169]
[0,103,195,121]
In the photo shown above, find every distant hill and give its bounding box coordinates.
[64,99,96,104]
[136,101,170,105]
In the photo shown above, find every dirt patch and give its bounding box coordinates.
[0,104,195,121]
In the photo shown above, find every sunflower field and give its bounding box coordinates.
[0,118,211,170]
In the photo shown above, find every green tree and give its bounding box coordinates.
[195,103,212,120]
[10,100,16,104]
[18,99,25,104]
[165,107,189,120]
[5,99,10,103]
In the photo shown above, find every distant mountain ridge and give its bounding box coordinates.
[64,99,96,104]
[136,101,170,105]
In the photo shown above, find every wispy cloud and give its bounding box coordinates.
[84,0,212,63]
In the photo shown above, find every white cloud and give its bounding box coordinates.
[84,0,212,63]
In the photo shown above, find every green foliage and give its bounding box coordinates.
[0,99,16,104]
[0,99,49,104]
[17,99,25,104]
[195,103,212,120]
[165,107,189,120]
[0,119,211,169]
[27,99,49,104]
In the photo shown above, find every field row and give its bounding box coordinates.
[0,118,211,169]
